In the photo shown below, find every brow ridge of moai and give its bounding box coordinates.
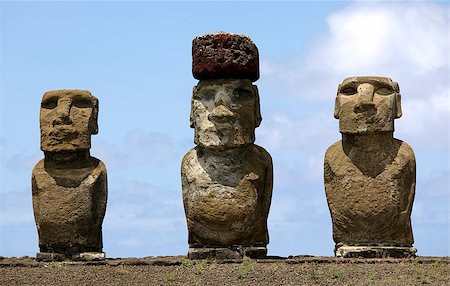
[182,32,273,259]
[32,89,107,262]
[324,76,416,258]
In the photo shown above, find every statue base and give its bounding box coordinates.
[36,252,106,262]
[335,245,417,258]
[188,246,267,260]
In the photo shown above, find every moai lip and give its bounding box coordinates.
[324,76,416,258]
[183,32,273,259]
[32,89,107,261]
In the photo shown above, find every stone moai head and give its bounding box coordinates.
[190,32,262,148]
[334,76,402,134]
[40,90,99,153]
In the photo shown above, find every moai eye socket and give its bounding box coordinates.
[376,87,395,95]
[41,98,58,109]
[233,88,252,100]
[341,86,357,95]
[194,89,215,101]
[73,99,92,108]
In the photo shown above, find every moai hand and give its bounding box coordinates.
[32,90,107,261]
[182,33,273,259]
[324,77,416,258]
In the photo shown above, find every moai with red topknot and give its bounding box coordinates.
[324,76,417,258]
[182,32,273,259]
[32,90,107,261]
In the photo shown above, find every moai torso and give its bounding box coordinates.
[182,33,273,259]
[32,90,107,261]
[324,77,416,258]
[182,145,272,246]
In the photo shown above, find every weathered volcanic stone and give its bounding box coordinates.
[183,34,272,259]
[324,77,416,258]
[335,246,417,258]
[192,32,259,81]
[32,90,107,261]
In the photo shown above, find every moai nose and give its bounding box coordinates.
[354,83,376,113]
[209,105,235,123]
[53,100,72,126]
[358,83,375,103]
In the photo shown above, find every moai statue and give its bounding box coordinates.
[324,76,416,258]
[182,32,273,259]
[32,90,107,261]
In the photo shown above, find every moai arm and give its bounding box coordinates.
[181,148,197,244]
[262,151,273,244]
[93,161,108,225]
[31,168,40,230]
[262,149,274,220]
[323,144,339,240]
[323,143,339,203]
[399,144,416,221]
[181,153,190,219]
[407,155,416,214]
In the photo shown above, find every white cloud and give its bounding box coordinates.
[258,111,338,152]
[103,177,184,232]
[260,1,449,150]
[123,129,178,165]
[323,5,393,71]
[261,2,449,98]
[92,128,180,169]
[397,88,449,149]
[314,2,448,74]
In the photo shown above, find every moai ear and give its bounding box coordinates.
[253,85,262,127]
[392,81,402,119]
[333,84,341,119]
[395,93,403,119]
[90,96,99,134]
[190,86,197,128]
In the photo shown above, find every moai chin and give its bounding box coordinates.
[324,76,416,258]
[182,32,273,259]
[32,90,107,261]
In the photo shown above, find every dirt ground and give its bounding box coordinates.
[1,256,449,286]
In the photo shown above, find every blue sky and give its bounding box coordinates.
[0,1,448,258]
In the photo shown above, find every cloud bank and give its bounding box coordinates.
[260,2,449,149]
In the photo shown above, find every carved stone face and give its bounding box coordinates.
[40,90,98,152]
[190,79,261,148]
[334,76,402,134]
